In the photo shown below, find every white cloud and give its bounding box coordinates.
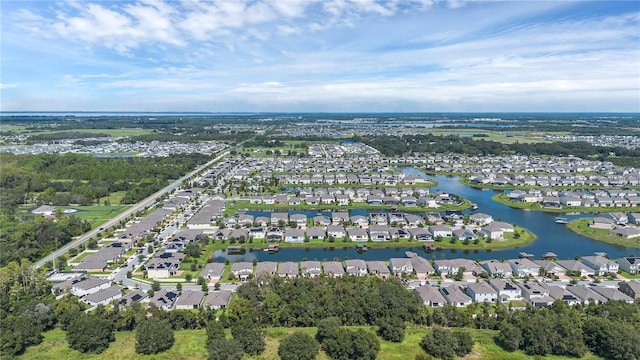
[0,83,17,89]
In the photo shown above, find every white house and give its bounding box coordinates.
[465,282,498,303]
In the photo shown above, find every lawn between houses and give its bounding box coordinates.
[491,193,640,214]
[21,326,603,360]
[567,218,640,248]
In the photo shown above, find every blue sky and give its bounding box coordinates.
[1,0,639,112]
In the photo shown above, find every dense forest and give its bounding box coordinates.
[355,134,640,168]
[0,153,210,210]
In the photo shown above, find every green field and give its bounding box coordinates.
[62,205,131,227]
[423,128,564,144]
[22,326,602,360]
[4,127,153,137]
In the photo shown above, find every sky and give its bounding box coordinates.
[1,0,639,112]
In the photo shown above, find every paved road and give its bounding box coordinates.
[35,150,229,269]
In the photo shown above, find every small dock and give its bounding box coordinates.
[554,217,568,224]
[356,243,368,252]
[267,244,280,253]
[542,252,558,260]
[405,251,418,258]
[227,246,243,254]
[519,252,534,259]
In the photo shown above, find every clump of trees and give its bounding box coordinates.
[278,331,319,360]
[66,312,114,354]
[135,317,175,355]
[420,327,474,360]
[316,318,380,360]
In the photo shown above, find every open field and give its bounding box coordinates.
[3,127,153,137]
[567,218,640,248]
[422,129,565,144]
[22,326,602,360]
[62,205,131,228]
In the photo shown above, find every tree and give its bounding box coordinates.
[494,322,522,352]
[151,280,161,292]
[376,316,405,343]
[206,320,226,347]
[278,331,320,360]
[316,317,342,344]
[66,313,114,354]
[230,319,265,355]
[451,329,474,357]
[323,328,380,360]
[207,338,244,360]
[135,317,175,355]
[420,327,458,360]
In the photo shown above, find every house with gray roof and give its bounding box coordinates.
[345,259,367,276]
[618,280,640,300]
[566,284,607,304]
[322,261,345,278]
[203,290,233,310]
[306,227,326,240]
[581,255,619,275]
[255,261,277,277]
[415,285,447,307]
[389,258,413,277]
[508,258,540,278]
[175,290,205,310]
[300,261,322,278]
[556,260,596,277]
[488,278,522,302]
[617,257,640,274]
[518,282,554,307]
[410,257,434,280]
[82,286,122,307]
[149,289,179,310]
[440,285,472,307]
[53,275,111,297]
[118,290,147,306]
[480,260,512,278]
[591,286,634,303]
[200,263,225,282]
[231,262,253,281]
[278,262,299,279]
[466,282,498,303]
[542,284,581,306]
[367,261,391,278]
[534,260,566,277]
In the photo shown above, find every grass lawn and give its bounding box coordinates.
[23,326,602,360]
[618,270,640,279]
[567,218,640,248]
[63,205,131,228]
[424,128,562,144]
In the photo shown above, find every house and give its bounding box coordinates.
[146,253,186,279]
[556,260,596,277]
[465,282,498,303]
[415,285,447,307]
[488,278,522,302]
[350,215,369,228]
[322,261,345,278]
[231,262,254,281]
[429,225,452,238]
[255,261,278,277]
[518,282,554,307]
[469,213,493,226]
[32,205,56,216]
[566,285,607,304]
[440,285,473,307]
[480,260,513,278]
[369,225,390,242]
[148,289,179,310]
[290,214,308,229]
[589,216,616,229]
[581,255,619,275]
[300,261,322,278]
[389,258,413,277]
[347,227,369,242]
[327,225,346,239]
[313,215,331,226]
[534,260,566,277]
[508,258,540,278]
[175,290,205,310]
[203,290,233,310]
[591,286,634,303]
[345,259,367,276]
[409,227,432,241]
[367,261,391,278]
[617,257,640,274]
[82,286,122,306]
[410,256,435,280]
[618,280,640,300]
[331,212,349,224]
[118,290,147,306]
[452,228,478,241]
[610,227,640,239]
[52,276,111,297]
[277,262,299,278]
[542,284,581,306]
[305,227,326,240]
[270,213,288,226]
[284,228,305,243]
[200,263,225,282]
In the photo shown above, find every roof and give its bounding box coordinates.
[466,282,498,295]
[415,284,447,304]
[200,263,225,278]
[278,262,299,275]
[255,261,278,275]
[322,261,345,275]
[204,291,233,307]
[175,290,205,307]
[83,286,121,304]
